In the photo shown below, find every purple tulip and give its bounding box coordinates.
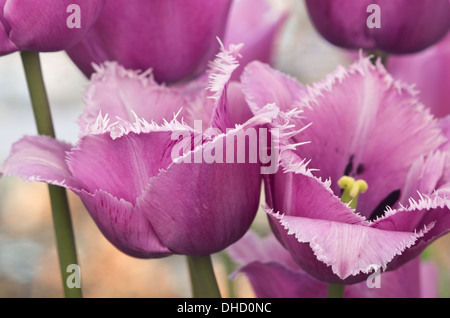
[0,44,294,258]
[0,0,105,54]
[388,33,450,118]
[227,231,439,298]
[66,0,232,83]
[305,0,450,54]
[240,58,450,284]
[223,0,288,81]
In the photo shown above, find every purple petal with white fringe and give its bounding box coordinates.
[241,56,450,283]
[0,41,307,258]
[227,231,439,297]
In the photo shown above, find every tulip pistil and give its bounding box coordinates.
[338,176,368,210]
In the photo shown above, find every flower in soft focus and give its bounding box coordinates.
[0,44,297,258]
[240,57,450,284]
[227,231,440,298]
[223,0,288,81]
[305,0,450,54]
[66,0,233,83]
[0,0,104,54]
[387,33,450,118]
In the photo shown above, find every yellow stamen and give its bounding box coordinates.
[338,176,368,210]
[349,179,368,198]
[337,176,355,191]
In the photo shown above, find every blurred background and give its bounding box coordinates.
[0,0,449,297]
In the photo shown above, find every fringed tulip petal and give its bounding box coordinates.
[67,130,177,203]
[228,231,437,297]
[80,62,188,131]
[225,81,253,125]
[399,151,447,205]
[0,135,76,189]
[371,194,450,270]
[271,151,369,225]
[268,209,432,283]
[242,58,445,219]
[287,57,445,219]
[241,61,307,114]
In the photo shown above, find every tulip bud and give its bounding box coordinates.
[305,0,450,54]
[0,0,104,54]
[66,0,232,83]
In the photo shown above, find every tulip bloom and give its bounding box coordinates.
[223,0,288,81]
[387,33,450,118]
[227,231,439,298]
[305,0,450,54]
[66,0,232,83]
[240,58,450,284]
[0,0,104,54]
[0,44,295,258]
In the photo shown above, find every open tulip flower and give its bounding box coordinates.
[227,231,439,298]
[240,57,450,284]
[305,0,450,54]
[0,0,105,54]
[0,43,299,258]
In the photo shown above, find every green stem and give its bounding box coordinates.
[328,283,345,298]
[220,251,236,298]
[20,51,82,298]
[187,255,221,298]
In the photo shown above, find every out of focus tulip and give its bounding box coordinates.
[0,0,104,54]
[305,0,450,54]
[223,0,288,81]
[388,33,450,118]
[66,0,232,83]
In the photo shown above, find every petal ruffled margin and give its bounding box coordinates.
[371,191,450,271]
[241,61,307,114]
[81,39,251,136]
[0,134,172,258]
[66,130,180,204]
[268,209,432,283]
[0,135,76,189]
[80,62,188,133]
[265,151,438,283]
[227,231,437,297]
